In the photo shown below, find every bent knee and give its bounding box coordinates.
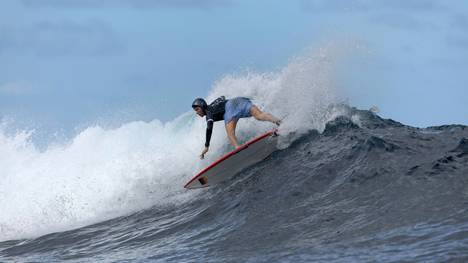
[250,106,262,117]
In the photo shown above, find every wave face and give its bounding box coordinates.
[1,105,467,262]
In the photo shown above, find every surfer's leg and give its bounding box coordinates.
[225,119,240,148]
[250,106,281,126]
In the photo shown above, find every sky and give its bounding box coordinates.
[1,0,467,138]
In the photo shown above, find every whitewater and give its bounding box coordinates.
[1,45,467,262]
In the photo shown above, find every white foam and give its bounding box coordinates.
[0,114,207,241]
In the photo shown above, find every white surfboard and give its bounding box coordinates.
[184,129,279,189]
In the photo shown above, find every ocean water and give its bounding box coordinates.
[1,46,467,262]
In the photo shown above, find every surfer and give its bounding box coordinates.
[192,96,281,159]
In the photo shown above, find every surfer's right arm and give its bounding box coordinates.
[200,118,214,159]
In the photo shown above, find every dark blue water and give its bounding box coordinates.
[1,106,468,262]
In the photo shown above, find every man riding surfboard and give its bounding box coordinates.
[192,96,281,159]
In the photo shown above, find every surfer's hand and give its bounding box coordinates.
[200,147,209,159]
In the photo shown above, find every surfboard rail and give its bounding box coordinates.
[184,129,278,189]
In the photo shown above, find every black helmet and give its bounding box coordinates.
[192,98,207,109]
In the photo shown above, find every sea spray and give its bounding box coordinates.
[0,44,352,241]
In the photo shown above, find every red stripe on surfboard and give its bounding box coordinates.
[184,129,277,189]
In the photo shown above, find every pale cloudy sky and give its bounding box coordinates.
[1,0,467,136]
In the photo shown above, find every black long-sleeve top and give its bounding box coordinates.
[204,97,227,147]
